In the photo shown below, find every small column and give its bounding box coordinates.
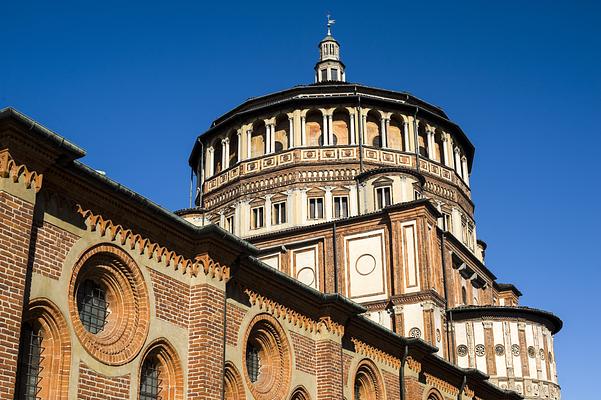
[233,202,241,236]
[427,129,435,159]
[322,114,329,145]
[265,194,273,229]
[300,116,306,146]
[361,114,367,145]
[299,188,309,224]
[324,186,334,221]
[285,189,294,224]
[442,133,451,167]
[288,116,295,148]
[218,211,225,227]
[270,123,276,153]
[349,111,356,145]
[454,147,462,177]
[328,114,334,145]
[461,156,470,186]
[265,122,273,154]
[348,185,358,216]
[383,118,390,148]
[207,147,215,177]
[246,130,252,159]
[236,129,242,162]
[402,121,410,152]
[222,138,230,169]
[380,118,387,148]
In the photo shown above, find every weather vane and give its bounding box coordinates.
[326,14,336,36]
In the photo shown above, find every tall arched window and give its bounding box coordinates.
[15,298,71,400]
[251,121,267,157]
[138,339,183,400]
[305,110,323,146]
[427,389,444,400]
[290,386,311,400]
[462,286,468,305]
[388,116,404,151]
[224,363,245,400]
[418,124,428,157]
[434,130,444,163]
[365,111,381,147]
[353,359,384,400]
[332,108,350,145]
[228,131,239,166]
[213,139,223,175]
[274,115,289,152]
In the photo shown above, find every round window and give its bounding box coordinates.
[242,314,291,400]
[69,244,149,365]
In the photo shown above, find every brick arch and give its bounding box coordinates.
[290,385,311,400]
[17,297,71,400]
[425,388,444,400]
[224,362,245,400]
[138,338,184,400]
[352,358,386,400]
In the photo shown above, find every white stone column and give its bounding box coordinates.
[299,188,308,224]
[207,147,215,177]
[219,211,225,227]
[322,114,329,145]
[265,194,273,229]
[270,123,276,153]
[246,130,252,159]
[361,114,367,145]
[328,114,334,145]
[236,129,242,162]
[399,175,407,202]
[380,118,387,148]
[285,189,294,225]
[349,112,356,145]
[461,156,470,186]
[233,202,240,236]
[454,147,462,177]
[427,130,435,159]
[265,123,273,154]
[402,121,410,152]
[442,133,451,167]
[288,116,294,148]
[324,186,334,221]
[300,116,306,146]
[222,138,230,169]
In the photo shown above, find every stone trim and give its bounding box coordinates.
[0,149,43,192]
[424,373,459,397]
[351,338,401,369]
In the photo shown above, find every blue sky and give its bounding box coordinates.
[2,0,599,396]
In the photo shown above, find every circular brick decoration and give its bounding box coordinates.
[528,346,536,358]
[242,313,291,400]
[495,344,505,356]
[540,349,545,360]
[511,344,520,357]
[457,344,468,357]
[475,344,485,357]
[69,244,149,365]
[355,254,377,276]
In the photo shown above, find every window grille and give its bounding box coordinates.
[139,359,161,400]
[16,323,44,400]
[246,344,261,383]
[77,279,109,334]
[334,196,349,218]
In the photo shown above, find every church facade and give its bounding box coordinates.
[0,27,560,400]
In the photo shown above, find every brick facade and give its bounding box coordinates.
[32,221,79,280]
[77,362,130,400]
[148,267,189,328]
[291,331,316,375]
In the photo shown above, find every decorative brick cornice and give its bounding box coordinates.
[243,289,344,337]
[351,338,400,369]
[0,150,43,192]
[424,373,459,396]
[463,384,475,398]
[405,356,422,373]
[76,205,230,280]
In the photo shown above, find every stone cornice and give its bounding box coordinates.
[0,150,43,192]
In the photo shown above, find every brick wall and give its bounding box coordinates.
[290,331,316,375]
[404,376,424,400]
[383,370,400,399]
[342,353,353,387]
[77,362,130,399]
[188,283,225,399]
[148,268,189,328]
[316,339,342,399]
[32,221,79,279]
[226,302,246,347]
[0,191,34,399]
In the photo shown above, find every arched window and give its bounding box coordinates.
[274,115,289,152]
[251,121,266,158]
[332,108,350,145]
[305,110,323,147]
[224,363,245,400]
[427,389,444,400]
[365,111,381,147]
[433,130,444,163]
[213,139,223,174]
[138,339,184,400]
[228,131,238,166]
[461,286,468,305]
[388,116,404,151]
[290,386,311,400]
[418,123,428,157]
[353,359,384,400]
[15,298,71,400]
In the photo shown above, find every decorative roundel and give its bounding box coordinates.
[296,267,316,287]
[68,244,150,365]
[457,345,468,357]
[539,349,545,360]
[494,344,505,356]
[355,254,377,276]
[242,313,291,400]
[408,327,421,339]
[528,346,536,358]
[475,344,486,357]
[436,328,441,343]
[511,344,521,357]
